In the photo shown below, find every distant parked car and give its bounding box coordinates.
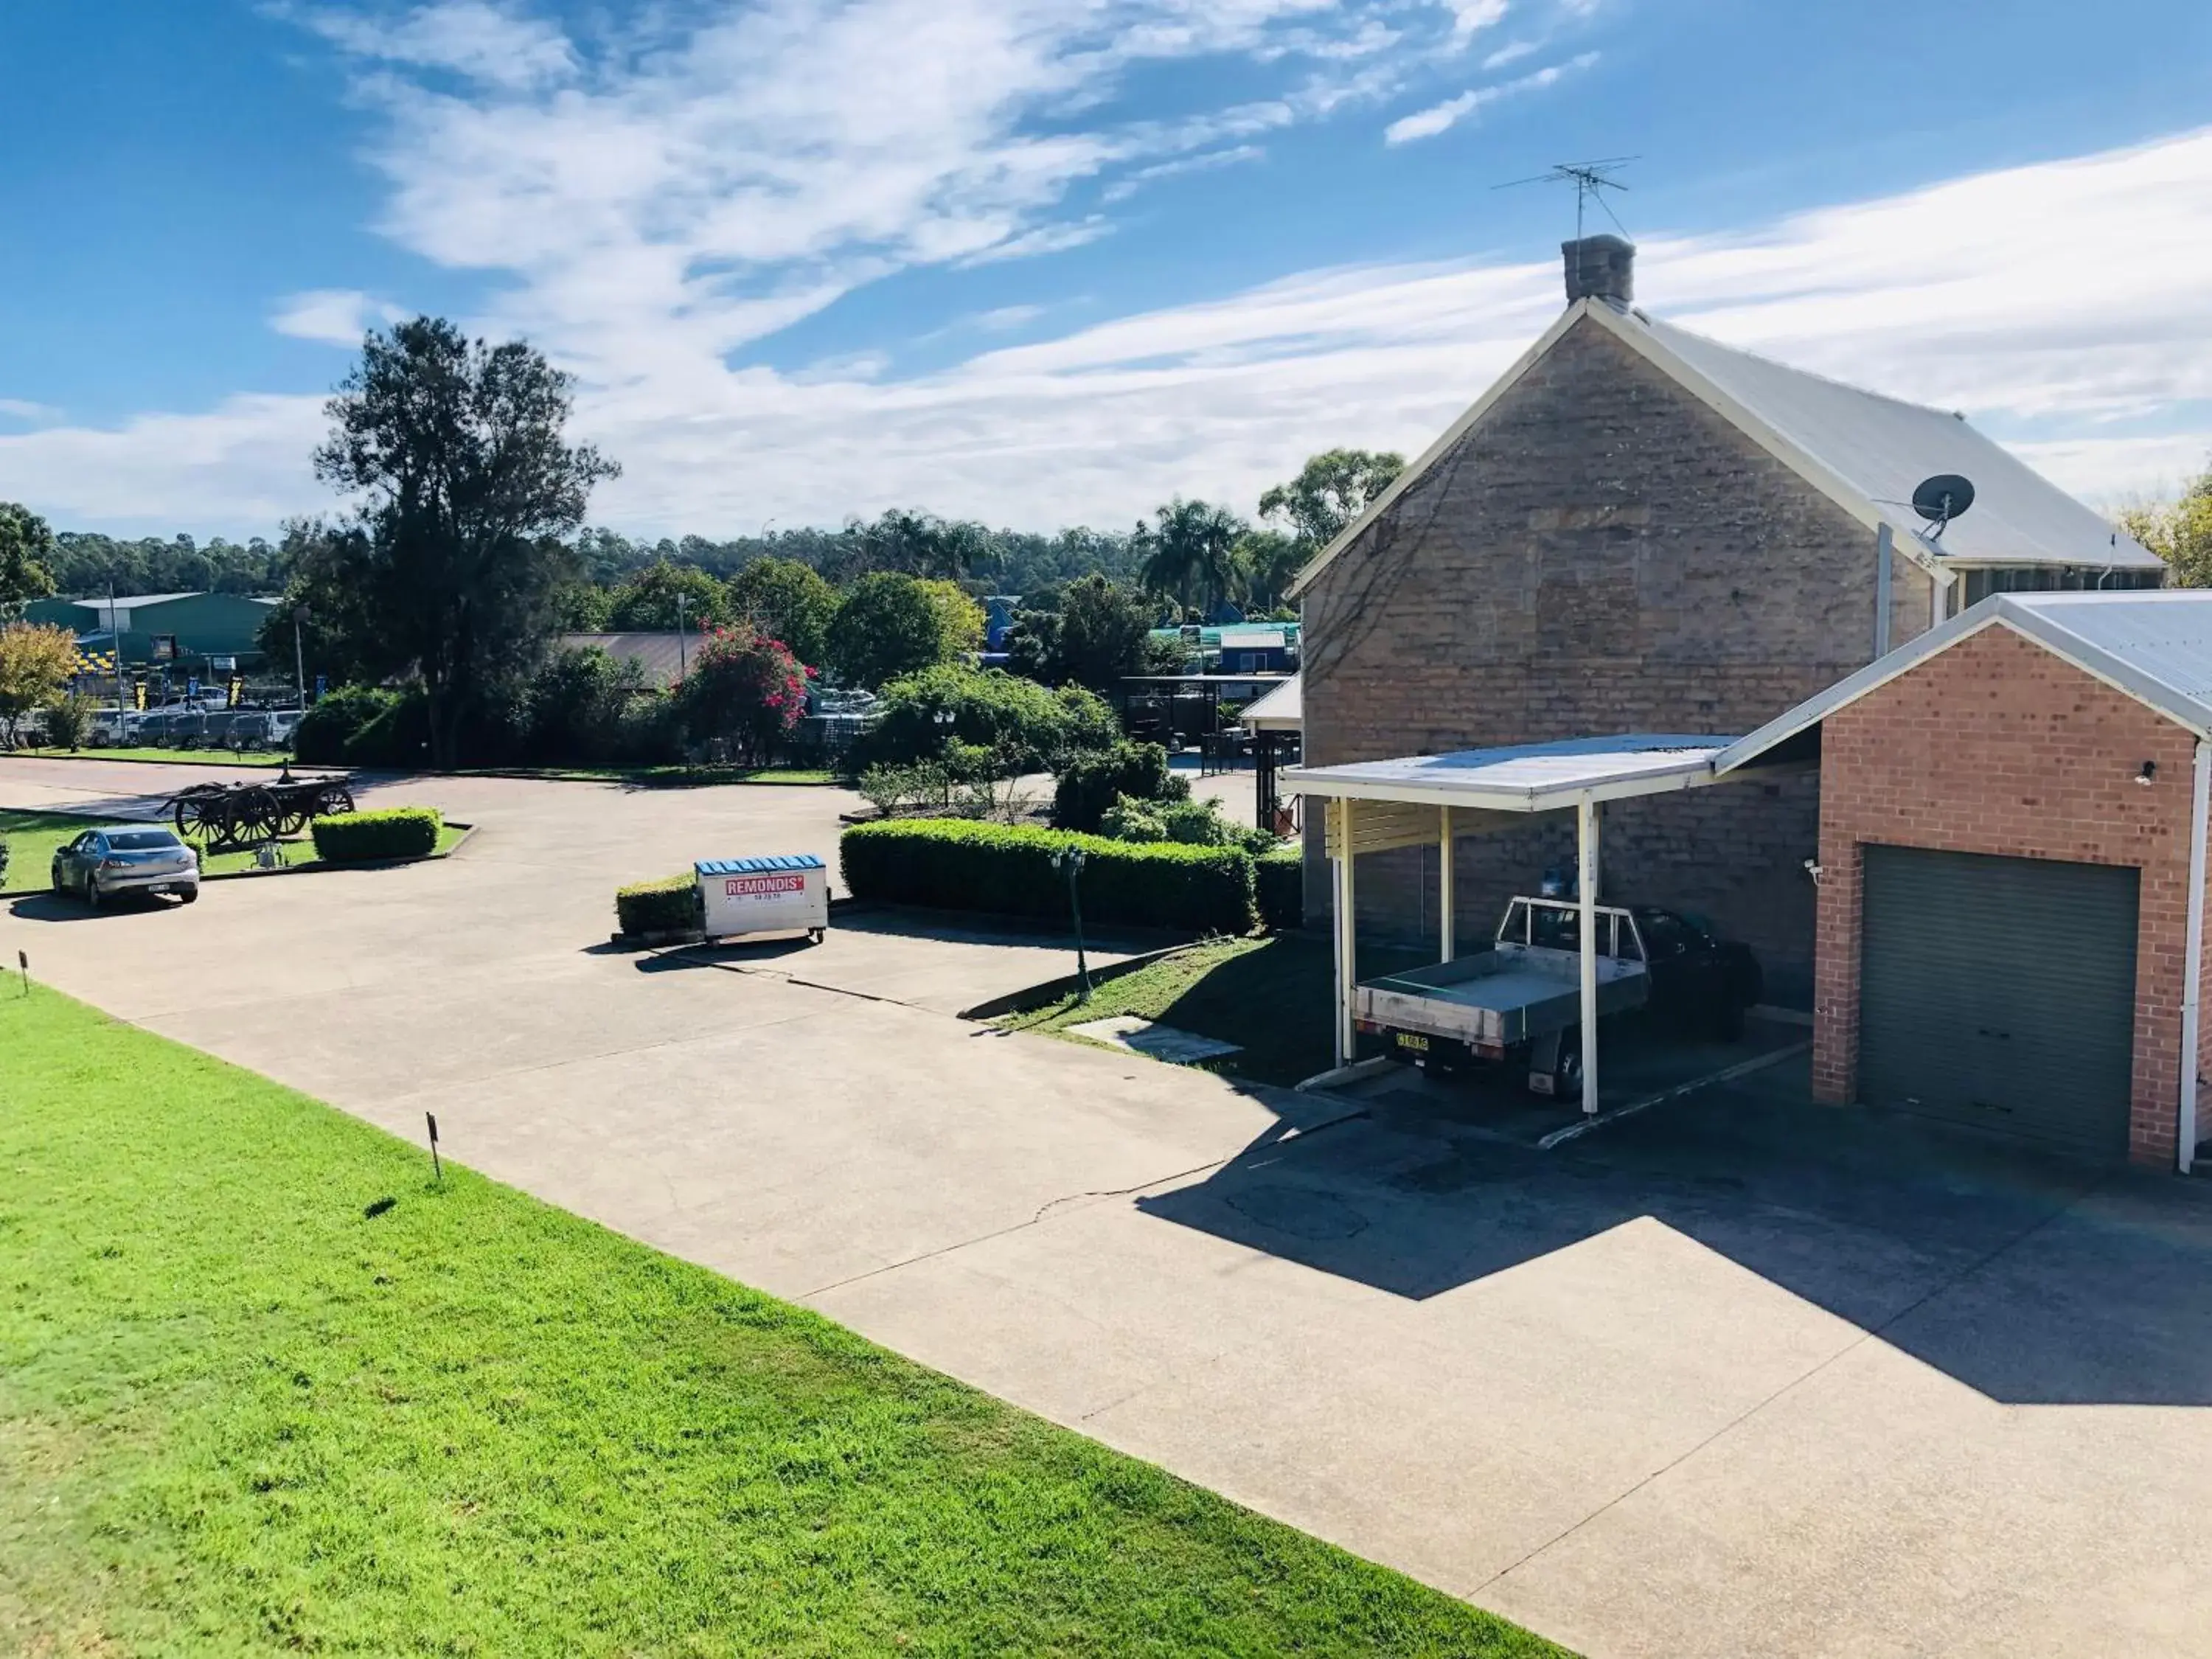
[86,710,146,748]
[50,826,201,909]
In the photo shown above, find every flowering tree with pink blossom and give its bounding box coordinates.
[672,624,813,765]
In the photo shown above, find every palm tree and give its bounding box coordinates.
[1137,498,1248,617]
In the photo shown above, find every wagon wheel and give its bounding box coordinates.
[234,787,282,847]
[319,784,356,817]
[173,796,208,839]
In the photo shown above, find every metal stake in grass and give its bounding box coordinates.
[1049,844,1091,1005]
[16,950,27,998]
[425,1111,442,1182]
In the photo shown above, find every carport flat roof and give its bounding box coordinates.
[1283,734,1737,812]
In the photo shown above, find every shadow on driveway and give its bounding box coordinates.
[1140,1054,2212,1406]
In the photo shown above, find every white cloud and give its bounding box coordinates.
[1384,51,1598,144]
[7,53,2212,538]
[1102,145,1267,202]
[296,0,576,90]
[0,397,60,423]
[1482,38,1540,69]
[1442,0,1510,44]
[270,288,406,345]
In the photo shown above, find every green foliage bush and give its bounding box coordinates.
[294,686,433,768]
[1097,792,1279,855]
[1051,740,1189,832]
[1255,847,1304,931]
[841,818,1256,935]
[310,806,442,863]
[848,664,1116,778]
[615,872,700,936]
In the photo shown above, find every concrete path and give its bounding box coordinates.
[7,754,2211,1659]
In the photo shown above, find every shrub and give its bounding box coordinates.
[827,572,968,690]
[1051,740,1188,832]
[42,692,94,751]
[522,645,648,765]
[1256,847,1303,931]
[294,685,432,767]
[849,665,1113,778]
[672,625,811,765]
[310,806,442,863]
[841,819,1256,935]
[615,872,701,937]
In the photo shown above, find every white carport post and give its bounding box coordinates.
[1576,796,1601,1115]
[1439,805,1455,961]
[1333,798,1358,1067]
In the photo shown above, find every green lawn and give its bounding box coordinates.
[997,934,1430,1087]
[1,809,467,889]
[0,986,1559,1658]
[11,745,293,768]
[0,809,128,892]
[195,821,470,876]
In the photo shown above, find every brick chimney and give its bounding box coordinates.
[1562,234,1634,305]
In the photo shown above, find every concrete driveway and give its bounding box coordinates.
[6,754,2211,1658]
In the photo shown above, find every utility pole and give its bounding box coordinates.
[107,582,122,723]
[675,591,688,680]
[293,605,310,709]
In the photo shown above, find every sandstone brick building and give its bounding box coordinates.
[1293,236,2162,1005]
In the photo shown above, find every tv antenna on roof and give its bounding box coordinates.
[1911,473,1975,540]
[1494,157,1637,242]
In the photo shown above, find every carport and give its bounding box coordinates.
[1284,734,1778,1112]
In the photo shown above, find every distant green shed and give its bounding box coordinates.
[26,591,276,669]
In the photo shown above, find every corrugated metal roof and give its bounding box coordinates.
[1638,316,2158,571]
[560,631,692,687]
[1239,673,1301,729]
[1290,298,2162,597]
[1718,589,2212,771]
[1285,734,1733,812]
[695,854,824,876]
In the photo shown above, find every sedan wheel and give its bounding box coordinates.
[85,873,102,911]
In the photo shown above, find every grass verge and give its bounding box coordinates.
[0,809,128,892]
[198,821,469,877]
[995,933,1432,1087]
[10,745,293,768]
[1,809,467,888]
[0,985,1559,1658]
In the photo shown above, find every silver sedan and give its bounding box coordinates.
[51,827,201,908]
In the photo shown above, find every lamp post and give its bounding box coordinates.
[675,591,688,681]
[293,604,310,711]
[1050,844,1091,1004]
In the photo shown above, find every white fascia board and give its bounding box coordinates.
[1281,757,1724,814]
[1287,301,1596,599]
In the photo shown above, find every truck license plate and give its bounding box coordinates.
[1396,1032,1429,1054]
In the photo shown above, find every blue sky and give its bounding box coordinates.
[2,0,2210,538]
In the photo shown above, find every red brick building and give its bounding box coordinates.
[1719,591,2212,1169]
[1293,236,2163,1006]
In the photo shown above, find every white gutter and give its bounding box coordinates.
[2183,740,2208,1175]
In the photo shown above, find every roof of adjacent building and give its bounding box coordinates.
[559,631,693,686]
[58,591,278,611]
[1291,298,2157,596]
[1285,734,1735,813]
[1239,672,1302,730]
[1718,589,2212,768]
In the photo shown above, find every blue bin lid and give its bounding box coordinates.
[695,853,825,877]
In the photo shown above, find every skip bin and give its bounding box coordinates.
[697,854,829,944]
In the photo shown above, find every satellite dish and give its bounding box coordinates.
[1911,474,1975,538]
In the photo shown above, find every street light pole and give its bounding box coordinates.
[293,605,310,710]
[676,591,688,681]
[1051,844,1092,1004]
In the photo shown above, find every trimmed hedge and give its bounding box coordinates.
[841,818,1256,935]
[310,807,442,863]
[616,873,700,937]
[1255,848,1304,932]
